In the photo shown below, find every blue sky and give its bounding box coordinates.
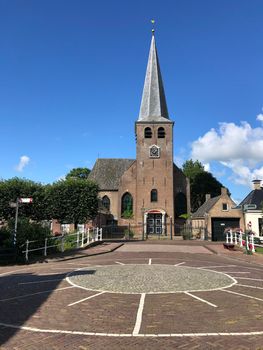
[1,0,263,203]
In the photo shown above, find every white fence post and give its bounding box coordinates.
[81,231,84,247]
[61,235,65,253]
[44,238,48,257]
[250,234,255,253]
[230,229,233,244]
[87,228,90,244]
[25,240,29,262]
[234,232,237,245]
[77,231,80,249]
[239,231,243,247]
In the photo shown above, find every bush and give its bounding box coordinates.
[0,219,52,255]
[182,230,192,240]
[124,228,134,239]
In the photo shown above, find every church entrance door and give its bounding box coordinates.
[147,213,162,234]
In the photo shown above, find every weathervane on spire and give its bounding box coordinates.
[151,19,155,35]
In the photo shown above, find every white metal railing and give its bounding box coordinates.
[225,229,255,253]
[21,227,103,262]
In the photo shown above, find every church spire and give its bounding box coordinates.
[138,33,169,122]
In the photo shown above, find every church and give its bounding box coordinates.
[88,33,190,235]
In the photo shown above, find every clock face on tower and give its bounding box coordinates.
[149,145,160,158]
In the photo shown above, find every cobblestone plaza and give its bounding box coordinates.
[0,242,263,349]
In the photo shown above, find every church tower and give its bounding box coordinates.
[89,31,189,235]
[135,33,175,234]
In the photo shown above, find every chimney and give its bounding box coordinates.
[205,194,211,202]
[252,179,262,190]
[221,187,227,195]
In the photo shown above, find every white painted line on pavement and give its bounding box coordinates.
[222,289,263,302]
[133,293,146,335]
[237,284,263,290]
[68,291,106,306]
[1,322,263,337]
[184,292,217,308]
[223,272,250,274]
[235,277,263,281]
[174,262,185,267]
[0,286,74,302]
[197,265,236,269]
[115,261,125,265]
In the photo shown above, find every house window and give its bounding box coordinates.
[222,203,228,211]
[151,189,158,202]
[158,127,165,138]
[144,127,152,138]
[121,192,133,218]
[102,195,110,211]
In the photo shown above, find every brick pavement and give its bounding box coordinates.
[0,242,263,349]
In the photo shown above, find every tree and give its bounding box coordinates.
[182,160,229,213]
[0,178,49,221]
[65,167,91,180]
[46,178,99,226]
[182,160,204,179]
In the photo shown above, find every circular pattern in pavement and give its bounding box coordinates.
[67,264,236,293]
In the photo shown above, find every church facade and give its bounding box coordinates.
[89,34,190,235]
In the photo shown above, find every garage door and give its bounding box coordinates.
[212,218,240,241]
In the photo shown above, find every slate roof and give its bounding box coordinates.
[192,196,220,218]
[88,158,135,190]
[239,189,263,210]
[138,34,170,122]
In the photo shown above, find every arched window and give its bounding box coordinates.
[158,127,165,138]
[102,195,110,211]
[121,192,133,218]
[151,189,158,202]
[144,127,152,138]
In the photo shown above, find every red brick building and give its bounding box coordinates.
[88,34,190,235]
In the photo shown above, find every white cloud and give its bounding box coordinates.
[57,174,66,181]
[15,155,30,172]
[190,114,263,187]
[203,163,210,172]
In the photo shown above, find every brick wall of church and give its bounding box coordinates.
[135,122,175,223]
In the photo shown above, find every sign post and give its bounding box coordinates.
[13,198,33,246]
